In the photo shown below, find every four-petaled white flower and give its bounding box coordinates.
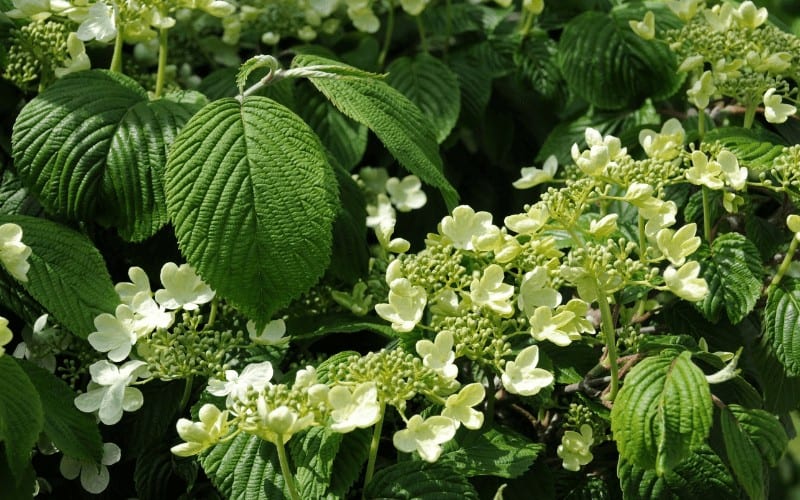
[629,10,655,40]
[665,0,701,22]
[663,261,709,302]
[733,0,767,29]
[470,264,515,316]
[375,217,411,254]
[655,223,701,267]
[393,415,457,462]
[416,330,458,380]
[60,442,121,494]
[513,155,558,189]
[74,360,149,425]
[87,304,139,362]
[0,316,11,357]
[501,345,554,396]
[529,306,578,346]
[518,266,561,318]
[717,150,747,190]
[588,214,618,239]
[440,205,497,251]
[76,1,117,43]
[55,33,91,78]
[557,424,594,471]
[171,404,230,457]
[687,71,716,109]
[207,361,274,405]
[366,193,396,228]
[130,291,174,334]
[6,0,51,19]
[115,266,152,305]
[685,151,724,190]
[154,263,215,311]
[703,3,734,32]
[442,383,485,430]
[328,382,381,433]
[386,175,427,212]
[375,278,427,332]
[639,119,685,161]
[504,203,549,235]
[0,223,31,282]
[358,166,389,194]
[570,128,626,177]
[764,88,796,124]
[247,319,288,346]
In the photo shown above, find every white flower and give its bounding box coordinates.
[501,345,554,396]
[347,5,379,33]
[442,383,485,430]
[76,1,117,43]
[55,33,91,78]
[470,264,514,316]
[764,88,796,124]
[663,261,709,302]
[115,266,152,305]
[687,71,716,109]
[196,0,236,17]
[328,382,381,433]
[171,404,230,456]
[375,278,427,332]
[416,330,458,380]
[366,194,396,228]
[439,205,497,251]
[399,0,428,16]
[357,166,389,194]
[504,203,549,235]
[570,128,626,177]
[529,306,577,346]
[247,319,288,345]
[74,360,149,425]
[393,415,457,462]
[677,54,705,73]
[557,425,594,471]
[655,223,701,267]
[518,267,561,318]
[588,214,618,239]
[130,291,174,334]
[718,150,747,190]
[241,399,315,444]
[87,305,138,362]
[0,223,31,282]
[207,361,274,405]
[375,217,411,254]
[386,175,427,212]
[665,0,701,22]
[12,314,60,372]
[513,155,558,189]
[0,316,11,357]
[733,1,767,29]
[629,11,655,40]
[60,442,121,494]
[154,262,215,311]
[5,0,51,19]
[685,151,724,190]
[638,119,685,161]
[703,3,734,32]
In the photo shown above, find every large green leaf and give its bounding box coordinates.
[0,452,35,500]
[719,406,765,500]
[558,4,683,110]
[327,160,368,283]
[165,96,339,324]
[611,351,713,475]
[0,355,42,482]
[764,280,800,376]
[0,215,118,337]
[329,428,371,498]
[703,127,786,172]
[364,460,479,499]
[728,404,788,467]
[697,233,763,325]
[753,332,800,413]
[199,433,285,500]
[439,425,543,478]
[18,360,103,463]
[386,54,461,144]
[292,54,458,210]
[289,426,343,499]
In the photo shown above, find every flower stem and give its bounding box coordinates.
[179,375,194,411]
[204,298,218,330]
[697,108,706,139]
[743,102,757,129]
[276,438,301,500]
[377,2,395,69]
[362,404,386,497]
[637,215,648,263]
[768,237,799,294]
[154,26,169,98]
[597,290,619,402]
[110,29,124,73]
[485,372,495,426]
[701,186,712,242]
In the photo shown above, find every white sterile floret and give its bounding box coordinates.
[703,3,734,32]
[733,0,767,29]
[501,345,554,396]
[470,264,515,316]
[640,199,678,237]
[366,193,396,228]
[357,166,389,194]
[718,150,747,190]
[207,361,274,405]
[154,262,215,311]
[88,304,139,362]
[513,155,558,189]
[0,223,31,282]
[529,305,577,346]
[244,399,315,444]
[678,54,704,73]
[130,291,174,334]
[685,151,724,190]
[439,205,497,251]
[504,203,549,235]
[247,319,288,345]
[399,0,428,16]
[559,299,595,337]
[5,0,51,19]
[76,1,117,43]
[687,71,716,109]
[518,266,561,317]
[55,33,91,78]
[557,424,594,471]
[386,175,427,212]
[74,360,149,425]
[639,118,685,161]
[328,382,381,433]
[0,316,12,357]
[663,261,709,302]
[115,266,152,305]
[60,442,121,494]
[570,128,626,177]
[375,217,411,254]
[442,383,485,430]
[665,0,701,22]
[416,330,458,380]
[171,404,230,457]
[748,51,792,73]
[375,278,427,332]
[655,223,701,267]
[588,214,618,239]
[347,4,379,33]
[392,415,457,462]
[763,88,797,124]
[629,10,655,40]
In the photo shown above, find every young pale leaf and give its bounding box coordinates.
[764,280,800,376]
[0,214,118,337]
[611,351,713,475]
[289,426,343,499]
[697,234,763,325]
[0,355,43,482]
[292,54,459,210]
[18,360,103,463]
[558,4,683,110]
[165,96,339,324]
[439,425,543,478]
[364,460,479,499]
[386,54,461,144]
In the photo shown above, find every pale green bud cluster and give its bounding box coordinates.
[395,243,469,295]
[758,145,800,197]
[4,20,70,90]
[431,311,514,368]
[222,0,340,47]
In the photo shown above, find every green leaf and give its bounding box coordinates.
[287,313,394,341]
[753,333,800,414]
[364,460,479,499]
[292,54,458,210]
[558,4,683,110]
[17,360,102,463]
[123,380,184,458]
[329,428,371,498]
[11,70,147,220]
[134,446,196,500]
[0,214,118,337]
[420,2,485,35]
[727,404,788,467]
[514,34,564,101]
[0,355,42,481]
[611,351,713,475]
[764,280,800,376]
[439,425,543,478]
[618,446,738,500]
[0,169,42,217]
[199,433,286,500]
[386,54,461,144]
[0,451,35,500]
[447,44,493,125]
[703,127,786,172]
[327,160,368,283]
[290,426,343,499]
[165,96,339,324]
[697,233,763,325]
[719,406,765,500]
[198,67,296,109]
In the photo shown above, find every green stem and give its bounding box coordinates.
[110,29,124,73]
[597,290,619,402]
[768,237,799,294]
[701,186,712,242]
[637,215,648,263]
[697,108,706,139]
[416,16,428,53]
[276,438,301,500]
[377,2,395,69]
[362,404,386,496]
[205,298,218,330]
[154,25,169,98]
[520,11,535,38]
[485,372,495,426]
[743,102,757,129]
[179,376,193,411]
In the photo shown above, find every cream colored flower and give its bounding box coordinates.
[60,442,121,494]
[733,1,767,29]
[386,175,427,212]
[328,382,381,433]
[663,261,708,302]
[529,306,577,346]
[518,267,561,318]
[393,415,456,462]
[685,151,724,190]
[764,88,796,124]
[416,330,458,380]
[703,3,734,32]
[171,404,230,456]
[55,33,90,78]
[87,305,138,362]
[629,11,655,40]
[639,119,685,161]
[442,383,485,430]
[665,0,701,22]
[0,316,12,357]
[247,319,288,346]
[557,425,594,471]
[513,155,558,189]
[207,361,274,405]
[154,262,215,311]
[470,264,514,316]
[375,278,427,332]
[76,1,116,43]
[74,360,149,425]
[501,345,554,396]
[655,223,701,267]
[504,203,549,235]
[440,205,497,251]
[0,223,31,282]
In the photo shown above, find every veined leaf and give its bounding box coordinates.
[289,426,343,499]
[329,428,371,498]
[764,280,800,376]
[292,54,458,210]
[753,333,800,414]
[199,433,286,500]
[364,460,479,499]
[439,425,543,479]
[165,96,339,324]
[611,351,713,475]
[726,405,788,467]
[697,233,763,325]
[719,406,765,500]
[558,4,683,110]
[0,169,42,217]
[514,33,564,101]
[447,44,493,126]
[703,127,786,172]
[387,54,461,144]
[327,159,368,283]
[0,454,35,500]
[0,214,118,337]
[0,355,42,482]
[287,313,394,341]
